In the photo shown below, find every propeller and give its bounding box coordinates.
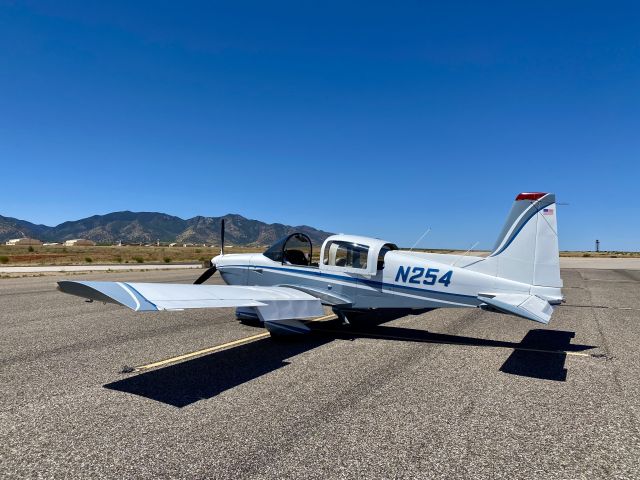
[194,263,216,284]
[194,218,225,285]
[220,218,225,256]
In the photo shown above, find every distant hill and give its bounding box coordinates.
[0,215,50,242]
[0,212,333,246]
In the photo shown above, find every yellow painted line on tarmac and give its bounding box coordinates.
[131,313,337,372]
[307,314,338,323]
[519,348,590,357]
[133,332,269,372]
[130,313,590,373]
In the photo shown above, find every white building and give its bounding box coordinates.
[5,238,43,246]
[63,239,96,246]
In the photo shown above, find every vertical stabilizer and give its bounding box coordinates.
[479,193,562,288]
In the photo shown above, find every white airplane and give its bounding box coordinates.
[58,192,563,336]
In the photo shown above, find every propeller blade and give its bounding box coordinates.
[220,218,225,256]
[194,266,217,285]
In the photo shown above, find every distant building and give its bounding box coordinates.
[5,238,43,246]
[169,243,178,247]
[63,239,96,246]
[43,242,61,246]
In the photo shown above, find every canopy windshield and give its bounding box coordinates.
[263,236,288,262]
[263,233,313,266]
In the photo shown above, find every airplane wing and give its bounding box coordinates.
[57,281,324,322]
[477,293,553,324]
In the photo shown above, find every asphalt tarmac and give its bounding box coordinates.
[1,269,639,479]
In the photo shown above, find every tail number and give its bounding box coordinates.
[395,266,453,287]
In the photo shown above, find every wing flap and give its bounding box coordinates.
[58,281,324,320]
[478,293,553,324]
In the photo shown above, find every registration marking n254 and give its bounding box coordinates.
[395,266,453,287]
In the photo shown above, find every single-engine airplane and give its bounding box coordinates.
[58,192,563,336]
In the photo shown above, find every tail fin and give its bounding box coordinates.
[480,192,562,288]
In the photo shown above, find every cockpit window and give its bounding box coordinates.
[283,234,312,266]
[264,233,313,266]
[323,241,369,269]
[263,236,287,262]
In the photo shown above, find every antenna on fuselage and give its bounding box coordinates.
[409,228,431,251]
[451,241,479,267]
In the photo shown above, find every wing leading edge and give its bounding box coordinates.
[57,281,324,322]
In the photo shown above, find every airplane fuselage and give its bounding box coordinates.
[214,245,562,313]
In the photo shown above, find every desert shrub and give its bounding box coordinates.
[134,257,144,263]
[163,257,172,263]
[85,257,93,263]
[115,256,123,263]
[28,246,34,252]
[582,253,591,257]
[195,249,202,253]
[0,256,9,264]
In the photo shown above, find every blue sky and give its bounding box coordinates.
[1,1,638,250]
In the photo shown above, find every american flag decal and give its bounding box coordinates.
[543,208,554,215]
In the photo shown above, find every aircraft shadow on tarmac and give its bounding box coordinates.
[104,335,334,408]
[104,312,595,408]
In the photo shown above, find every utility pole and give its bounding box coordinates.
[595,239,600,252]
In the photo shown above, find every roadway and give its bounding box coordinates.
[1,268,639,478]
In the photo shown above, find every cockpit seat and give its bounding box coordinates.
[284,249,309,266]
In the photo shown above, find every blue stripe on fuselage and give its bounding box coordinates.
[221,264,476,301]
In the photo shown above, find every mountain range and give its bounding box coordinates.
[0,212,333,246]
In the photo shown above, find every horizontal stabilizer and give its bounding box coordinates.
[57,281,324,320]
[478,293,553,324]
